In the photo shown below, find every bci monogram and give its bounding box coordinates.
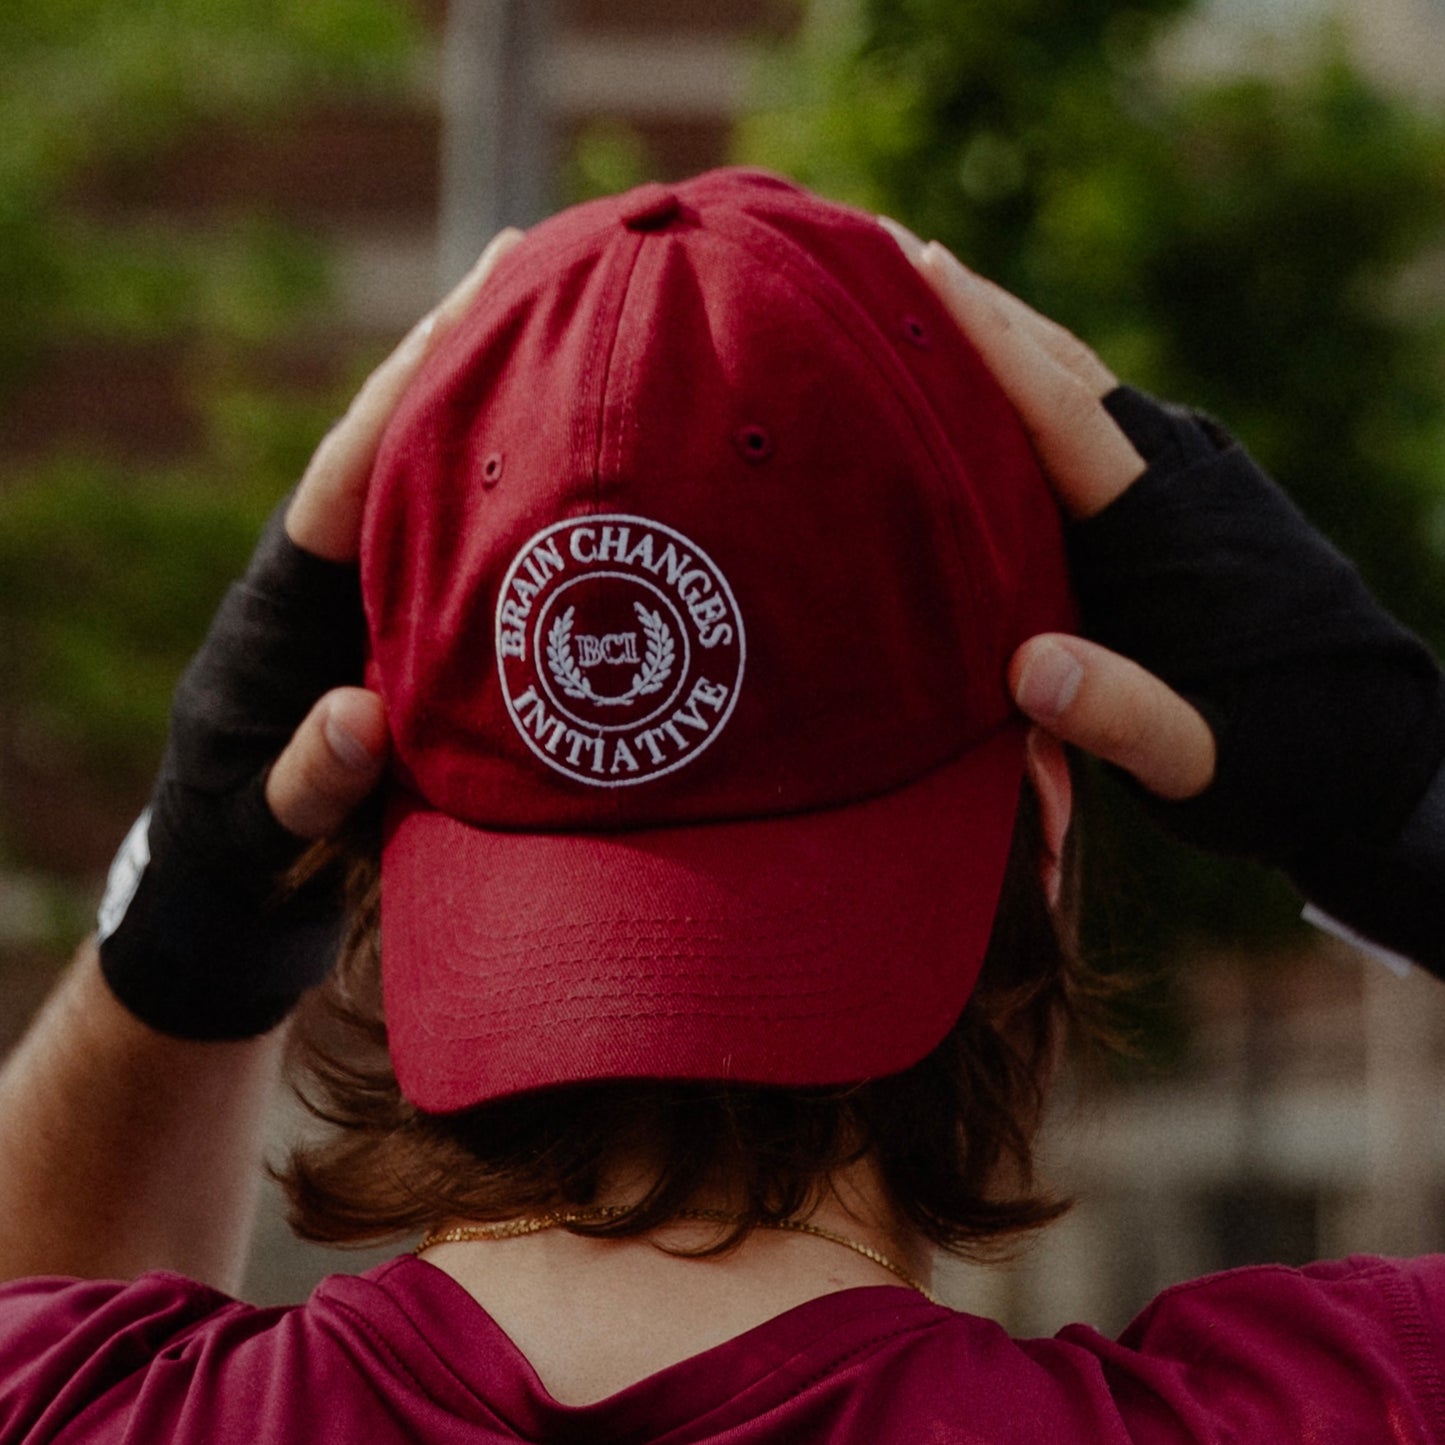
[575,632,639,668]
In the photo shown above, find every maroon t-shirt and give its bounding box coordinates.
[1,1253,1443,1442]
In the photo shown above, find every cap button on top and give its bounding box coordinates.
[621,184,682,232]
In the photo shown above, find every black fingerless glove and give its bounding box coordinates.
[96,496,366,1038]
[1070,387,1445,972]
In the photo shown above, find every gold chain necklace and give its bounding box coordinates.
[416,1205,941,1305]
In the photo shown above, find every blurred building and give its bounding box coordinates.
[3,0,790,475]
[0,0,791,981]
[0,0,797,1296]
[1168,0,1445,99]
[943,940,1445,1336]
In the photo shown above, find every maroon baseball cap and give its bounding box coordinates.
[361,168,1075,1113]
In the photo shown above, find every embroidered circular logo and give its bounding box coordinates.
[496,514,745,786]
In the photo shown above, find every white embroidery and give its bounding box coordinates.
[574,629,639,669]
[547,607,591,701]
[633,603,676,697]
[496,515,745,787]
[546,601,675,708]
[96,808,152,943]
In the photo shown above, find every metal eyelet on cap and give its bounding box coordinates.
[621,184,682,232]
[733,425,774,464]
[901,315,931,349]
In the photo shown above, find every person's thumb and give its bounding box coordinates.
[265,687,388,840]
[1009,635,1216,802]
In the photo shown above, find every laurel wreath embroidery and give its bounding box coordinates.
[633,605,674,697]
[547,603,674,706]
[547,608,591,701]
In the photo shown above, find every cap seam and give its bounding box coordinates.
[417,917,846,948]
[410,995,927,1029]
[697,204,995,629]
[586,226,648,831]
[419,945,876,988]
[605,238,649,499]
[575,229,646,513]
[387,717,1024,839]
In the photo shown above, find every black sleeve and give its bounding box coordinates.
[1068,387,1445,974]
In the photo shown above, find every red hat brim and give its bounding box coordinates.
[382,723,1027,1113]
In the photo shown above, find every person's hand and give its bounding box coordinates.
[96,228,525,1039]
[878,217,1216,801]
[270,227,527,830]
[887,222,1445,945]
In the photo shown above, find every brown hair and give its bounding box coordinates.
[277,771,1119,1261]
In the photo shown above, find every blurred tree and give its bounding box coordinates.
[0,0,419,910]
[742,3,1445,982]
[564,119,650,207]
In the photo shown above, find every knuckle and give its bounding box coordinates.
[1052,375,1102,430]
[1044,324,1116,394]
[1060,331,1101,371]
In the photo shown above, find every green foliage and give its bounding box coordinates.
[1034,54,1445,642]
[564,119,651,206]
[0,0,417,374]
[47,215,331,346]
[0,460,273,781]
[743,0,1190,268]
[742,3,1445,969]
[0,0,418,889]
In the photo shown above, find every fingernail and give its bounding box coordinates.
[935,244,979,286]
[325,712,377,773]
[877,215,927,264]
[482,226,526,264]
[1014,640,1084,721]
[398,312,437,363]
[432,231,523,332]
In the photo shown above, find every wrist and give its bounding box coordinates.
[96,801,340,1040]
[1099,385,1222,479]
[1290,754,1445,977]
[1065,404,1445,867]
